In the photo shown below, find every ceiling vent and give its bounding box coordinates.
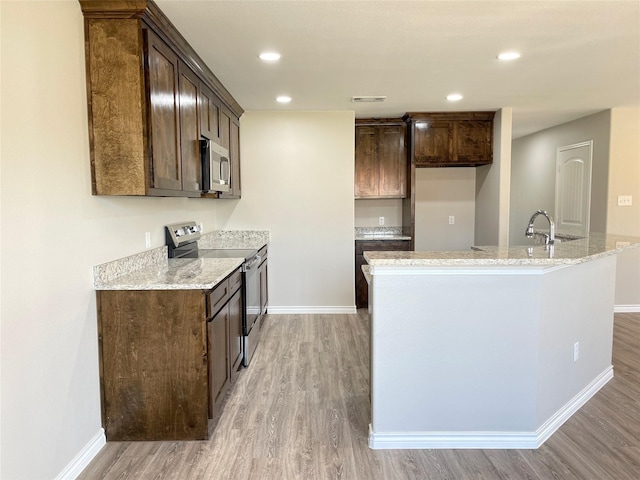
[351,96,387,103]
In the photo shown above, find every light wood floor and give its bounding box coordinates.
[79,312,640,479]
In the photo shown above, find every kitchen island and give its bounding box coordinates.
[364,233,640,449]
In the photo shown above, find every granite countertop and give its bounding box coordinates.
[95,257,244,290]
[355,234,412,241]
[355,227,411,241]
[94,229,269,291]
[364,233,640,267]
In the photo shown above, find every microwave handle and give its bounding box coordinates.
[220,156,231,186]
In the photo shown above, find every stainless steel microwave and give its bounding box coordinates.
[200,139,230,193]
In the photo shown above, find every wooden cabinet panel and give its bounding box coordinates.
[218,109,242,199]
[178,61,202,193]
[85,18,146,195]
[219,109,231,150]
[228,289,243,382]
[208,305,230,420]
[355,121,407,199]
[406,112,494,167]
[147,30,182,191]
[355,240,411,308]
[379,126,407,197]
[97,289,208,441]
[228,118,241,198]
[198,82,221,143]
[413,119,451,166]
[454,120,493,164]
[354,126,379,197]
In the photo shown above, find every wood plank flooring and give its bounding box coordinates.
[78,312,640,479]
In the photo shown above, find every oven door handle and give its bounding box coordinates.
[243,254,261,272]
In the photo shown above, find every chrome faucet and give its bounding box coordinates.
[525,210,555,245]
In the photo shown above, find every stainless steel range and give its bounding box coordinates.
[165,221,263,367]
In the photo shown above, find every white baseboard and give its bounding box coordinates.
[267,306,357,314]
[614,304,640,313]
[55,428,106,480]
[369,366,613,450]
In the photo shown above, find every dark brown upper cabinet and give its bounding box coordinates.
[404,112,495,167]
[355,120,407,199]
[177,60,203,194]
[79,0,243,197]
[218,110,241,199]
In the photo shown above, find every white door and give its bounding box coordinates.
[554,141,593,236]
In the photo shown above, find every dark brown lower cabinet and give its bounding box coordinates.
[97,289,209,441]
[208,304,230,422]
[228,289,243,383]
[355,240,411,308]
[96,267,243,441]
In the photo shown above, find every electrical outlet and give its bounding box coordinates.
[618,195,633,206]
[573,342,580,362]
[145,232,151,249]
[379,216,385,226]
[449,216,455,225]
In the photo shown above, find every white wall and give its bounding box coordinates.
[475,108,512,246]
[0,2,233,478]
[414,168,476,251]
[354,199,403,228]
[608,108,640,308]
[509,110,611,243]
[215,111,355,313]
[509,109,639,307]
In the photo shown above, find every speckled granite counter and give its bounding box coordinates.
[355,226,411,241]
[364,233,639,267]
[356,234,412,241]
[94,229,269,290]
[95,256,243,290]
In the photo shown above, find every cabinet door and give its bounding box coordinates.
[453,120,493,165]
[219,109,231,150]
[218,110,241,199]
[178,61,202,194]
[208,305,230,419]
[378,125,406,197]
[198,82,221,143]
[354,126,379,197]
[413,119,451,166]
[228,289,243,382]
[146,30,182,191]
[221,117,241,198]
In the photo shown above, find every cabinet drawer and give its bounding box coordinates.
[207,279,229,318]
[228,268,242,295]
[355,240,411,255]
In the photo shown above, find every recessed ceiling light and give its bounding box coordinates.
[259,52,281,62]
[276,95,291,103]
[446,93,463,102]
[497,51,521,61]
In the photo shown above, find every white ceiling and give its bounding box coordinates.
[156,0,640,138]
